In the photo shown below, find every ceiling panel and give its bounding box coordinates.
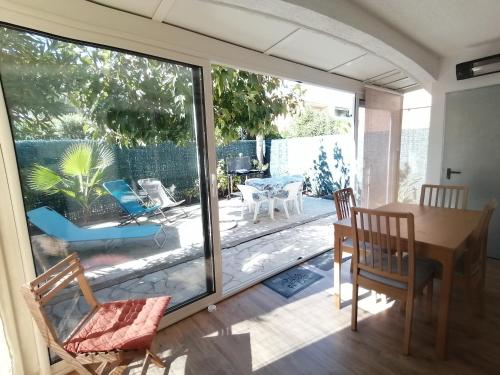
[268,28,366,71]
[385,77,417,90]
[331,53,396,81]
[164,0,298,52]
[369,71,408,85]
[91,0,162,18]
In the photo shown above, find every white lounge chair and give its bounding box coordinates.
[237,184,272,223]
[273,181,303,219]
[138,178,188,221]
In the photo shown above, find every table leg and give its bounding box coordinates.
[436,254,454,359]
[333,227,342,309]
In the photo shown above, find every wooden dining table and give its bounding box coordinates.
[332,202,482,359]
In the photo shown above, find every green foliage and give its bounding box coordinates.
[28,142,114,220]
[285,108,350,138]
[0,27,195,146]
[1,28,304,148]
[0,27,81,139]
[212,65,303,144]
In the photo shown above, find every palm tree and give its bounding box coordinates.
[28,142,115,222]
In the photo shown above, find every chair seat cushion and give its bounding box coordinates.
[64,296,171,354]
[360,257,438,290]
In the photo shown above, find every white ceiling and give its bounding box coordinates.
[89,0,420,91]
[351,0,500,57]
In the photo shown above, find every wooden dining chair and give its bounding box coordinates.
[350,207,436,355]
[334,187,356,271]
[420,184,469,209]
[21,253,171,375]
[334,187,356,221]
[455,200,497,315]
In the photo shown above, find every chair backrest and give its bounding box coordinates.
[138,178,175,207]
[334,187,356,220]
[227,156,251,173]
[103,179,146,215]
[237,184,265,203]
[27,206,81,238]
[467,200,497,284]
[21,253,98,373]
[284,181,303,198]
[420,184,469,209]
[351,207,416,291]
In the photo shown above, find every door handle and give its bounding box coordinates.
[446,168,461,179]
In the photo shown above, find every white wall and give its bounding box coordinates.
[426,44,500,183]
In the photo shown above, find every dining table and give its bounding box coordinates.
[332,202,482,359]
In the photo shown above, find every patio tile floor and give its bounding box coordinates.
[43,196,336,340]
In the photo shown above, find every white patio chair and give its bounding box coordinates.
[237,184,271,223]
[138,178,188,221]
[274,181,303,219]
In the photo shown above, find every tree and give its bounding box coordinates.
[28,143,114,221]
[72,50,196,147]
[0,27,196,146]
[285,108,350,138]
[212,65,302,162]
[1,27,303,151]
[0,27,81,139]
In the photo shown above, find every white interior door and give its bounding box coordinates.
[442,84,500,259]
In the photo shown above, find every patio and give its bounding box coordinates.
[41,195,336,338]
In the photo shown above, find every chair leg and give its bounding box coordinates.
[294,198,300,214]
[141,350,166,375]
[426,281,434,322]
[268,199,275,220]
[253,202,261,223]
[147,349,166,368]
[403,297,414,355]
[282,200,289,218]
[351,282,359,331]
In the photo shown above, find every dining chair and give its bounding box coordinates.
[455,200,497,315]
[350,207,436,355]
[334,187,356,221]
[334,188,356,271]
[21,253,171,374]
[420,184,469,209]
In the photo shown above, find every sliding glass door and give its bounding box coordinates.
[0,24,216,361]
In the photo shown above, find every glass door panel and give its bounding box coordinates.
[0,24,215,361]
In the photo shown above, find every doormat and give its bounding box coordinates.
[262,265,323,298]
[307,249,334,271]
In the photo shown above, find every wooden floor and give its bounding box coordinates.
[124,257,500,374]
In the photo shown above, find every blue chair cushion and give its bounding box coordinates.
[359,256,438,290]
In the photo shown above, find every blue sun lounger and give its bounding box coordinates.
[27,206,167,248]
[103,179,167,226]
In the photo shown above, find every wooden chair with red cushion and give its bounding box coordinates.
[21,253,171,374]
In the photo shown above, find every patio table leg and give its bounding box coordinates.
[333,225,342,309]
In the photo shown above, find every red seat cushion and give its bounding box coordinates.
[64,296,171,354]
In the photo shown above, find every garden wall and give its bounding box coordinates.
[15,135,354,221]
